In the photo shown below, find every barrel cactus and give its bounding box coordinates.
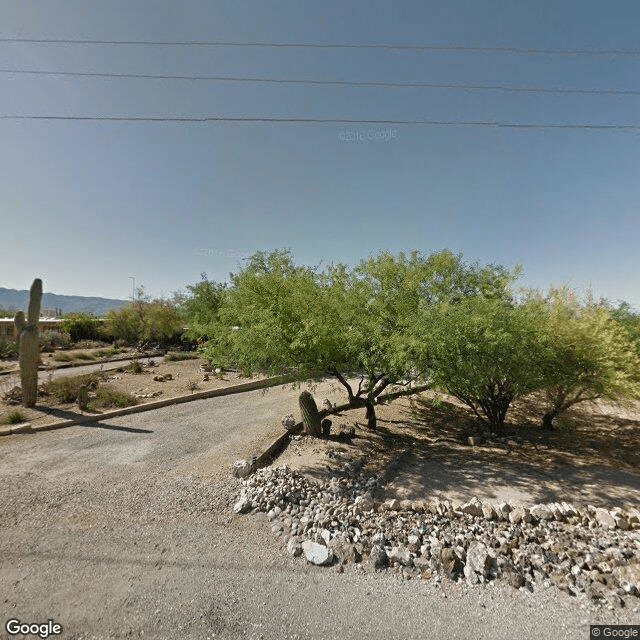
[15,279,42,408]
[298,390,322,437]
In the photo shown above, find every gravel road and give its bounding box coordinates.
[0,357,162,395]
[0,380,636,639]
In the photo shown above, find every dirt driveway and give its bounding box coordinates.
[1,382,637,639]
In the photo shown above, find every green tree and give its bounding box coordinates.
[412,296,548,434]
[181,274,228,341]
[60,311,101,342]
[201,248,517,430]
[104,287,184,345]
[528,287,640,429]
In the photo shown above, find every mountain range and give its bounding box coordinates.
[0,287,128,316]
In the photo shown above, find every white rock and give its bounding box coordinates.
[302,540,334,566]
[233,498,252,514]
[594,508,616,529]
[232,459,253,478]
[461,497,484,517]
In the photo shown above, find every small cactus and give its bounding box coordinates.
[299,390,322,437]
[15,279,42,408]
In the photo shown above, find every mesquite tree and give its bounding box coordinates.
[197,249,517,430]
[411,296,548,434]
[525,286,640,429]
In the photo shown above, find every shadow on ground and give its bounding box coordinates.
[276,390,640,509]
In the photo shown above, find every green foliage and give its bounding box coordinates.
[88,386,137,409]
[128,357,144,374]
[181,274,228,340]
[41,372,104,404]
[40,330,71,352]
[0,338,18,359]
[3,411,26,424]
[524,286,640,428]
[94,347,124,358]
[104,293,184,345]
[60,311,101,343]
[0,307,19,318]
[412,296,547,433]
[53,352,73,362]
[74,352,96,360]
[164,351,199,361]
[199,248,519,428]
[299,390,322,436]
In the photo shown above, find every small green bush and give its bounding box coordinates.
[164,352,199,361]
[3,411,26,424]
[40,331,71,352]
[0,338,18,360]
[95,347,124,358]
[88,386,138,409]
[128,358,144,374]
[41,372,104,404]
[53,353,73,362]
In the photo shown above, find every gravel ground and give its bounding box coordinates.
[1,382,639,639]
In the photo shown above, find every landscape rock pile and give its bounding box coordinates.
[234,465,640,609]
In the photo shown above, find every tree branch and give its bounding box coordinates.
[331,369,355,402]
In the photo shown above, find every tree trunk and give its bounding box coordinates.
[365,400,377,430]
[541,410,557,430]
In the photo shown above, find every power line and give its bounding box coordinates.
[2,115,640,129]
[2,68,639,96]
[1,37,640,56]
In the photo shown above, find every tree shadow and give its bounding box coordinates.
[280,390,640,510]
[32,405,153,434]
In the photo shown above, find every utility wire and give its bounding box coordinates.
[2,115,640,129]
[1,68,639,95]
[1,37,640,56]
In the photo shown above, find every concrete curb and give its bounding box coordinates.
[250,383,432,470]
[3,373,300,436]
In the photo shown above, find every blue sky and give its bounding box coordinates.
[1,1,639,309]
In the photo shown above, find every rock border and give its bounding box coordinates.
[235,464,640,611]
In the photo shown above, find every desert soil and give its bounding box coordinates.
[275,387,640,511]
[0,356,268,430]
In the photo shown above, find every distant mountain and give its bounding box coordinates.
[0,287,128,316]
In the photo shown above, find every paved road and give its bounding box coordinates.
[0,380,630,639]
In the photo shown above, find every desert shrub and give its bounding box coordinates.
[73,340,108,350]
[95,347,124,358]
[128,358,143,374]
[3,410,26,424]
[104,295,184,345]
[40,331,71,352]
[74,352,96,360]
[164,352,199,362]
[60,312,101,343]
[41,372,104,404]
[53,353,73,362]
[88,386,137,409]
[0,338,18,360]
[524,287,640,429]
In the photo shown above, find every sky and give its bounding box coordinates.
[1,1,639,309]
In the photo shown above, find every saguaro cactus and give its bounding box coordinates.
[298,390,322,437]
[15,279,42,408]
